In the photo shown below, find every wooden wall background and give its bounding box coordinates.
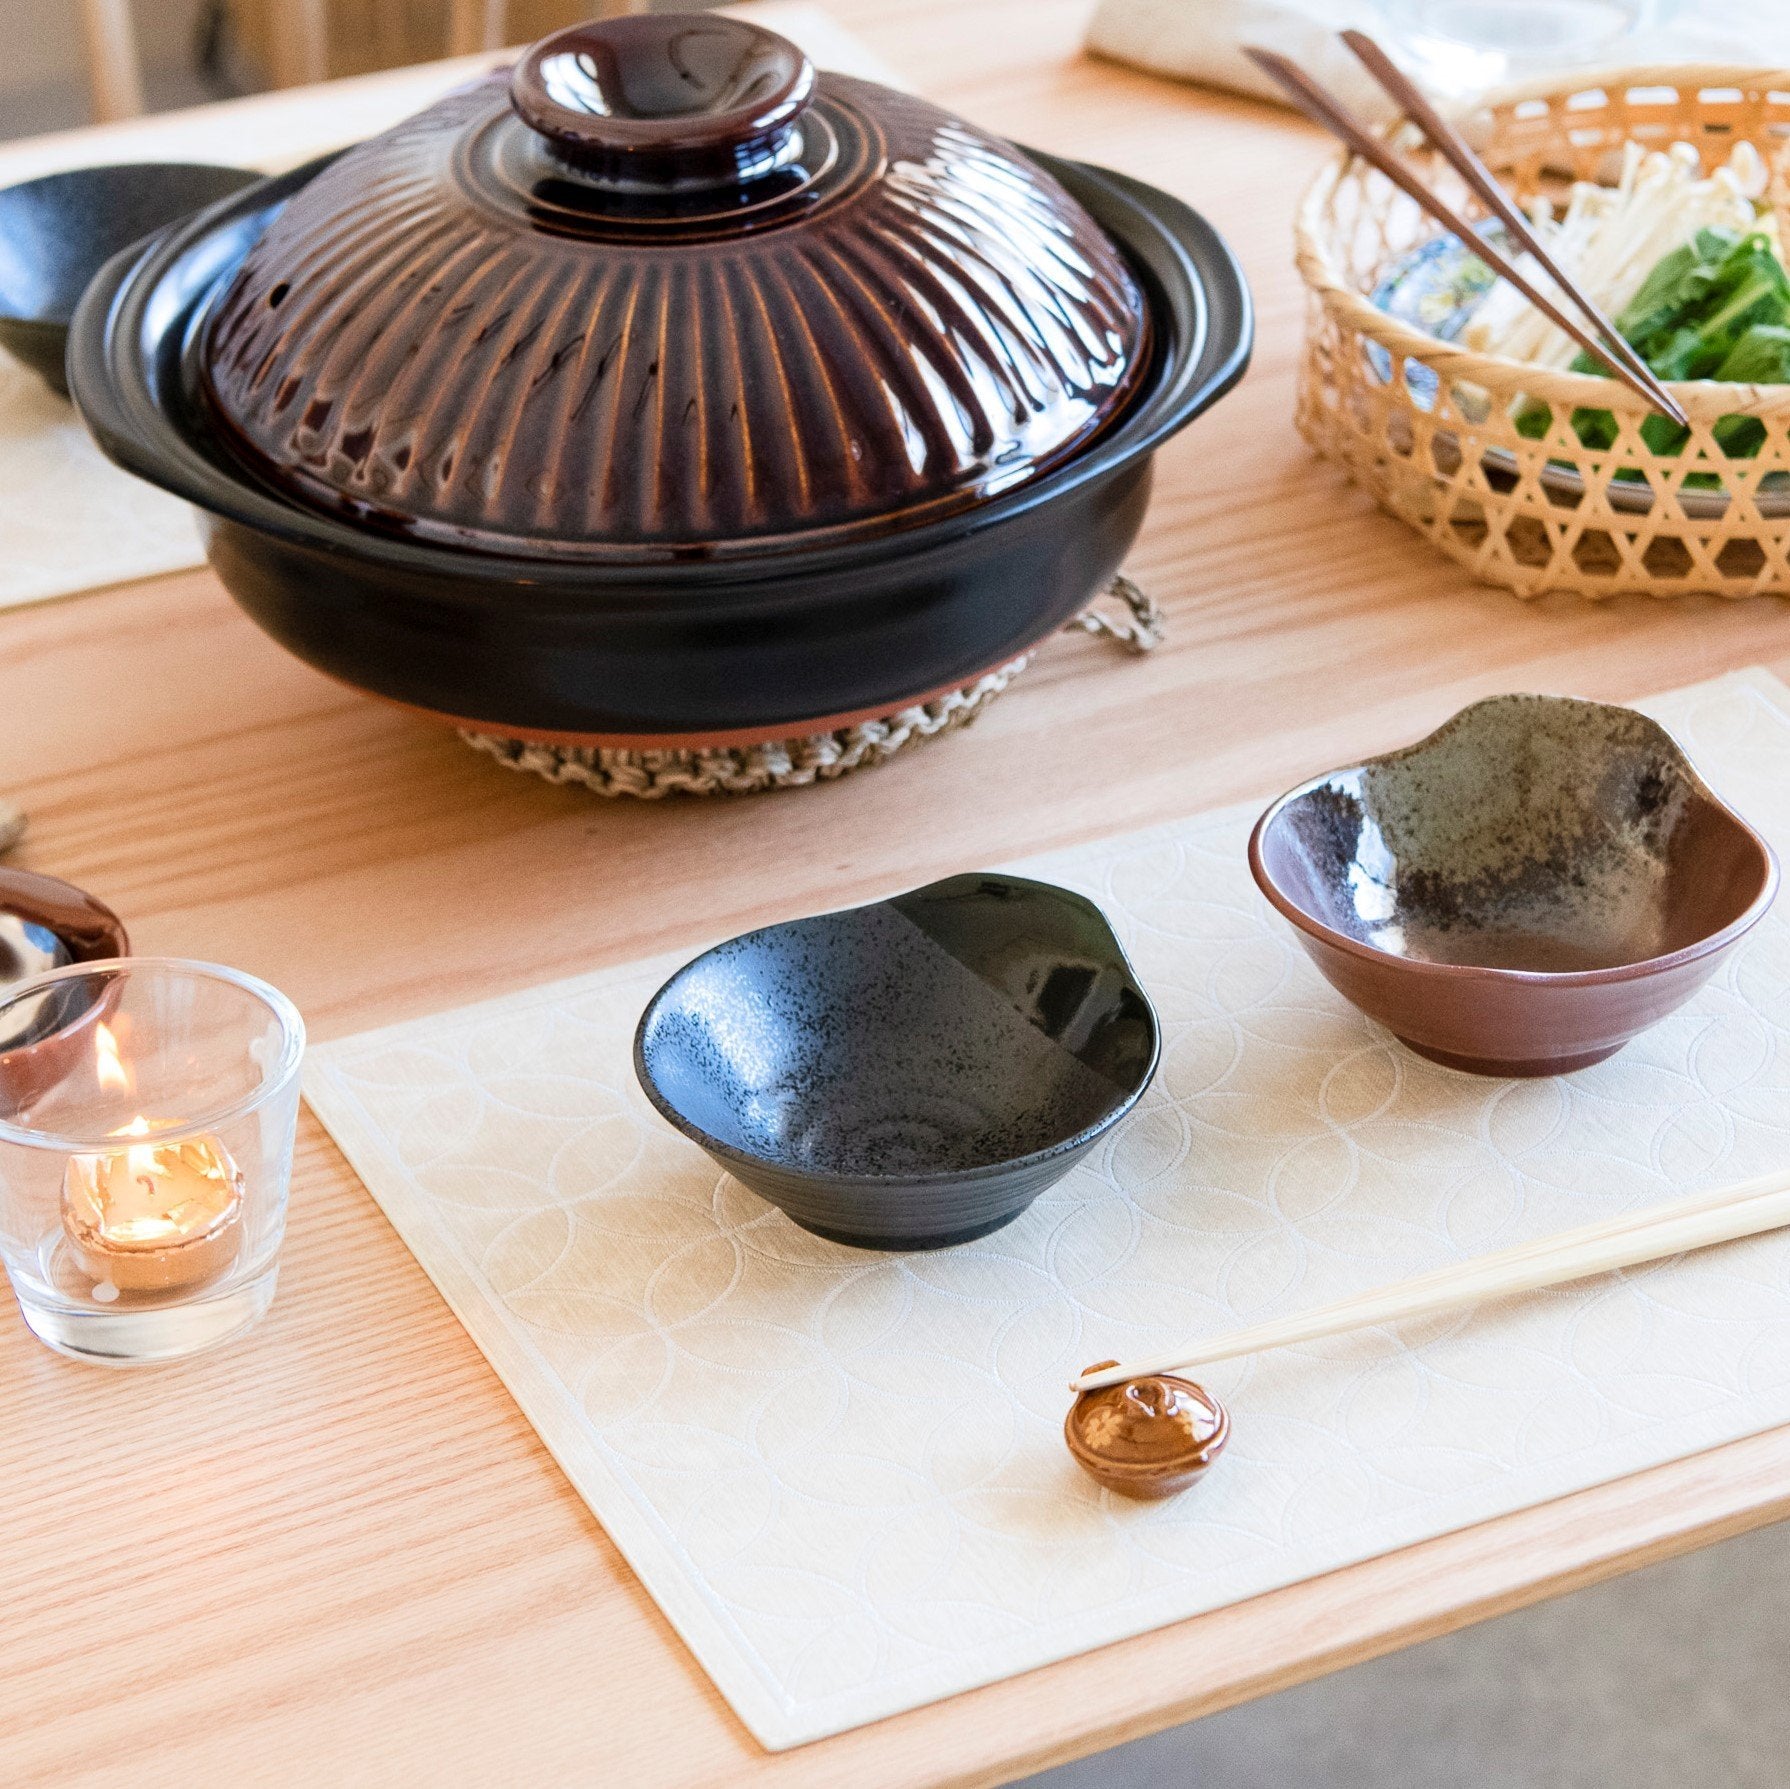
[223,0,639,82]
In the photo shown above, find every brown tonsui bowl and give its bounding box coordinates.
[1249,696,1778,1077]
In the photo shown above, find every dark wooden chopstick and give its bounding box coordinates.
[1338,28,1689,429]
[1243,44,1688,426]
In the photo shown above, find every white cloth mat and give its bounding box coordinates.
[1088,0,1790,112]
[305,671,1790,1750]
[0,4,896,614]
[0,357,203,609]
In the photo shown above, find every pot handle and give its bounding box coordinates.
[510,14,815,195]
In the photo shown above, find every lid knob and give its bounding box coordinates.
[510,13,816,193]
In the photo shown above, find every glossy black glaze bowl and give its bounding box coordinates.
[634,873,1160,1248]
[67,151,1251,746]
[0,162,258,396]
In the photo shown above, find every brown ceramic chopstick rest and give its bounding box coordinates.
[1065,1360,1230,1498]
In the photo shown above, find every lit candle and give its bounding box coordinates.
[62,1119,244,1295]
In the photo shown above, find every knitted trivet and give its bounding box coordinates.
[461,573,1162,799]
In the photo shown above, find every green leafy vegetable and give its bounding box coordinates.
[1617,229,1790,380]
[1513,228,1790,464]
[1709,324,1790,456]
[1713,322,1790,383]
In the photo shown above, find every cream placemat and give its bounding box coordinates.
[304,668,1790,1750]
[0,358,205,610]
[0,4,897,613]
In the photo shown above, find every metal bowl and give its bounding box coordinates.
[0,868,129,1102]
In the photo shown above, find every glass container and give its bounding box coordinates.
[1377,0,1656,94]
[0,958,304,1364]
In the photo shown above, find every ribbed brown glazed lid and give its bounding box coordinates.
[200,13,1152,560]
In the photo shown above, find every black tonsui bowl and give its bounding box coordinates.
[0,161,257,396]
[634,874,1160,1248]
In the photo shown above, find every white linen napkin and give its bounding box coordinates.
[1087,0,1790,110]
[1089,0,1390,111]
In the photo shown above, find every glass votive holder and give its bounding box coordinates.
[0,957,304,1364]
[1374,0,1651,93]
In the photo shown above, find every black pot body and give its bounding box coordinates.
[203,459,1152,738]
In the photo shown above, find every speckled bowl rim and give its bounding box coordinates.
[1247,695,1780,989]
[632,872,1162,1188]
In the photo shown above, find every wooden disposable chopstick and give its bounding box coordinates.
[1337,28,1690,430]
[1070,1166,1790,1393]
[1241,43,1689,428]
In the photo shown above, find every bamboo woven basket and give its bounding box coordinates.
[1295,65,1790,598]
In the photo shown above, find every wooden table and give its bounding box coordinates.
[6,5,1790,1783]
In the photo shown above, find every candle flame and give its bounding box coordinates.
[94,1022,132,1094]
[118,1113,157,1179]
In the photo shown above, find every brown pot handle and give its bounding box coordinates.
[510,14,815,194]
